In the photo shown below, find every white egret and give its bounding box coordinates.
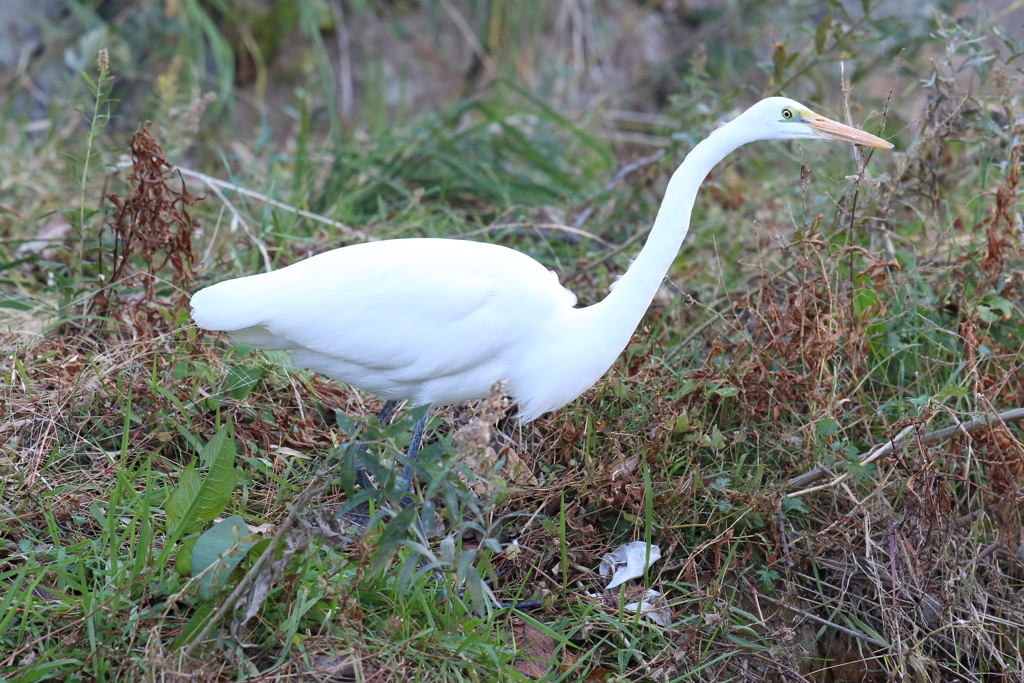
[191,96,891,478]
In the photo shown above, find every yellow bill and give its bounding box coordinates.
[805,115,893,149]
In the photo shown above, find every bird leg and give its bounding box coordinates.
[351,403,427,499]
[350,406,430,522]
[352,400,403,490]
[346,406,433,567]
[398,409,428,493]
[392,410,431,557]
[377,400,400,426]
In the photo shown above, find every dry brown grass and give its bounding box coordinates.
[3,5,1024,681]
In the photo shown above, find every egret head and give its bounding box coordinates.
[731,96,892,149]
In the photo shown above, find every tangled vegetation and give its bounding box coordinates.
[1,1,1023,681]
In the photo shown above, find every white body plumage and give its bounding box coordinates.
[191,238,613,421]
[191,97,891,422]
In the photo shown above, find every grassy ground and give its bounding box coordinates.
[2,1,1024,681]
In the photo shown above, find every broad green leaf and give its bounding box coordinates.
[460,551,489,614]
[335,411,358,436]
[232,343,255,356]
[675,378,698,397]
[782,495,809,514]
[975,294,1015,324]
[937,385,970,399]
[175,535,200,576]
[772,43,787,84]
[844,455,874,483]
[165,464,201,532]
[709,425,726,450]
[199,422,234,469]
[16,657,83,682]
[164,424,238,535]
[853,287,877,318]
[192,514,261,599]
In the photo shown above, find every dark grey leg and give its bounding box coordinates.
[354,404,427,498]
[378,400,400,425]
[345,406,435,565]
[353,455,376,491]
[395,410,430,550]
[352,400,402,490]
[399,410,428,491]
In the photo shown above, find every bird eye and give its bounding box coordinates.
[782,108,794,120]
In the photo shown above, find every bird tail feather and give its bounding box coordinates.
[190,273,282,333]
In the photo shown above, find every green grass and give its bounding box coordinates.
[2,1,1024,681]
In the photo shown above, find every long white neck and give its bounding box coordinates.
[579,121,756,352]
[515,116,785,421]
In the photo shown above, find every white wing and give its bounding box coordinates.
[190,238,577,402]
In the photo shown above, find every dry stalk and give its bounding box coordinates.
[746,585,890,650]
[94,124,200,339]
[181,474,327,656]
[173,166,366,242]
[787,407,1024,496]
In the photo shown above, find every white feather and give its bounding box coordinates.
[191,97,892,423]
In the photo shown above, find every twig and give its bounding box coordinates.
[750,588,890,650]
[565,149,672,279]
[661,296,731,363]
[459,222,615,249]
[182,475,327,656]
[787,423,916,496]
[977,539,1002,561]
[199,175,273,273]
[174,166,366,241]
[594,129,671,148]
[0,200,25,219]
[605,149,667,190]
[564,227,649,283]
[787,407,1024,496]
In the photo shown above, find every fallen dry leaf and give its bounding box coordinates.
[511,619,556,680]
